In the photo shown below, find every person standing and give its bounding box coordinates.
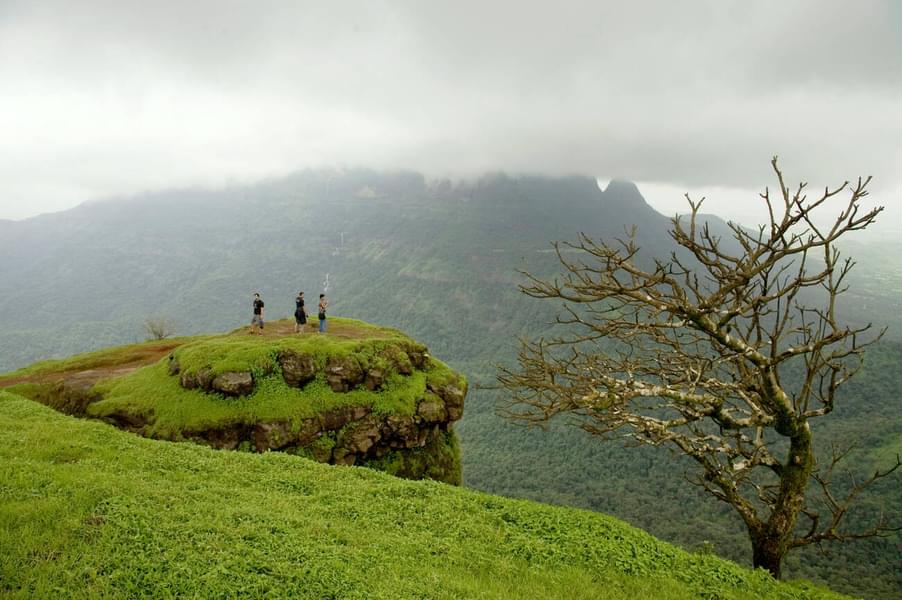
[294,291,307,333]
[250,292,265,334]
[318,294,329,333]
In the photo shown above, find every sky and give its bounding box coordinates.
[1,0,901,229]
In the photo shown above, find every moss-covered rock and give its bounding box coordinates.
[211,371,254,396]
[1,318,467,485]
[277,349,316,387]
[325,355,365,392]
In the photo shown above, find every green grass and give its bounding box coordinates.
[87,334,459,439]
[88,361,433,437]
[0,392,845,599]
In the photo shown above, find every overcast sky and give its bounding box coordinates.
[1,0,900,228]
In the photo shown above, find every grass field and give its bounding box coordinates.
[0,392,846,599]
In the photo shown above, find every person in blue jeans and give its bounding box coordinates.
[318,294,329,333]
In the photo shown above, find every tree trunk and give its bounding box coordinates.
[748,423,814,579]
[751,531,787,579]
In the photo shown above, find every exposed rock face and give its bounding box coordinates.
[408,349,428,370]
[380,345,413,375]
[278,350,316,387]
[166,336,465,483]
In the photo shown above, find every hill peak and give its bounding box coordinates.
[602,179,642,197]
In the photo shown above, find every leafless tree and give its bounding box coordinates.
[498,157,899,578]
[144,317,175,341]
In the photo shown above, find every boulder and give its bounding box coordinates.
[254,421,294,451]
[337,415,382,454]
[180,367,214,391]
[441,384,466,421]
[211,372,255,397]
[364,367,386,391]
[325,356,364,392]
[380,346,413,375]
[196,368,215,390]
[179,372,195,389]
[382,414,418,442]
[278,350,317,387]
[320,405,370,430]
[407,349,428,370]
[296,418,324,446]
[427,379,466,421]
[417,397,447,423]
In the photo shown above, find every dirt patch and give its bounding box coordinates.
[0,342,182,390]
[236,318,395,341]
[1,319,392,393]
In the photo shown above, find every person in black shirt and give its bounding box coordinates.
[249,292,265,334]
[294,291,307,333]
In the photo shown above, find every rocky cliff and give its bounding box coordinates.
[0,318,466,484]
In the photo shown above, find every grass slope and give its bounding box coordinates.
[0,393,844,599]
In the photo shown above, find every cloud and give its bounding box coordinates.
[1,0,900,222]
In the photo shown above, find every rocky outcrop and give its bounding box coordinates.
[177,387,466,484]
[380,345,413,375]
[364,368,385,391]
[87,334,467,484]
[7,322,465,485]
[175,344,430,397]
[165,338,467,484]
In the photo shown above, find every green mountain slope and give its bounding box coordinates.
[0,392,844,599]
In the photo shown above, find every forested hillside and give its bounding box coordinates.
[1,170,898,598]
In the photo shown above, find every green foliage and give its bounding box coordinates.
[0,393,846,599]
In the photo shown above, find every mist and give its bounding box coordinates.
[1,0,900,226]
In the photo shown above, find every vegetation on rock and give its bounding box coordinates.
[0,318,466,484]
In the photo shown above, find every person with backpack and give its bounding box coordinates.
[250,292,265,334]
[318,294,328,333]
[294,291,307,333]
